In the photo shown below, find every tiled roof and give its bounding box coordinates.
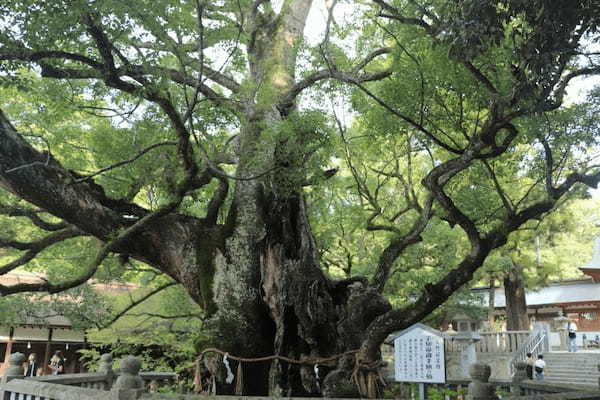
[0,270,139,327]
[474,279,600,308]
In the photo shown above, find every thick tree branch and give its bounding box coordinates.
[372,0,435,35]
[548,66,600,110]
[205,174,229,225]
[74,141,178,183]
[359,238,493,362]
[361,164,600,361]
[0,227,85,275]
[482,160,515,214]
[370,195,434,293]
[0,109,147,240]
[0,204,67,231]
[0,129,205,297]
[354,82,464,154]
[282,48,392,105]
[0,107,222,305]
[0,42,239,110]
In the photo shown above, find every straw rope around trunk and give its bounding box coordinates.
[194,347,385,397]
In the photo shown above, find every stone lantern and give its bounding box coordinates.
[553,311,569,351]
[451,331,482,379]
[579,237,600,282]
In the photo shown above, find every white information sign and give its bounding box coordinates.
[393,323,446,384]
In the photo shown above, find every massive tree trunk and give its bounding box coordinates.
[504,262,529,331]
[205,125,391,396]
[188,2,392,394]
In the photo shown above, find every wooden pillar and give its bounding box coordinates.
[79,334,88,373]
[42,328,53,376]
[3,327,14,362]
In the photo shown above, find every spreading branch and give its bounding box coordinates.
[74,141,177,183]
[0,227,85,275]
[282,48,393,106]
[370,195,434,292]
[0,204,67,231]
[101,281,179,328]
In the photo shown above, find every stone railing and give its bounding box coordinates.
[445,331,531,353]
[0,352,177,400]
[476,331,531,353]
[509,329,548,376]
[459,361,600,400]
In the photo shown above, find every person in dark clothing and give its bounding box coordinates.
[525,352,534,379]
[25,353,38,377]
[49,350,65,375]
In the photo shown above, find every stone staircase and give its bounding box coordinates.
[543,352,600,387]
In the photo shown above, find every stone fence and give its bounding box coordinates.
[3,350,600,400]
[445,331,531,354]
[0,352,176,400]
[457,362,600,400]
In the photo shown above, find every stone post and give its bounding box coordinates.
[553,312,568,351]
[510,361,527,395]
[111,356,144,400]
[2,352,26,383]
[99,353,115,390]
[99,353,114,373]
[466,363,498,400]
[452,332,481,379]
[0,352,26,400]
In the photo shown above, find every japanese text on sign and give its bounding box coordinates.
[393,323,446,384]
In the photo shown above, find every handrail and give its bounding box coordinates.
[509,329,547,376]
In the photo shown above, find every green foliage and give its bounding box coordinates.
[427,385,467,400]
[0,284,111,330]
[0,0,600,378]
[82,284,203,378]
[268,110,335,194]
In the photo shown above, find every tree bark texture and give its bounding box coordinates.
[504,263,530,331]
[488,277,496,329]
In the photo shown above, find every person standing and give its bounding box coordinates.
[25,353,38,377]
[49,350,65,375]
[525,352,534,379]
[568,318,578,352]
[534,354,546,380]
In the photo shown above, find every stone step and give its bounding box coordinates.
[545,365,599,371]
[544,379,598,386]
[539,363,598,366]
[545,364,599,370]
[544,378,598,385]
[543,379,597,387]
[527,353,600,387]
[545,371,599,379]
[544,373,598,380]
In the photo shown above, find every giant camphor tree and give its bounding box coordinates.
[1,0,600,396]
